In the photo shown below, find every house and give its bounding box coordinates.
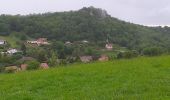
[80,56,93,63]
[99,55,109,61]
[20,64,28,71]
[65,41,72,45]
[5,66,20,73]
[40,63,49,69]
[105,43,113,50]
[7,49,19,54]
[37,38,49,45]
[27,38,49,46]
[82,40,89,43]
[0,39,6,45]
[27,40,37,44]
[1,48,20,55]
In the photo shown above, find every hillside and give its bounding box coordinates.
[0,33,25,48]
[0,56,170,99]
[0,7,170,51]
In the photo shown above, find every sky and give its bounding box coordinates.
[0,0,170,26]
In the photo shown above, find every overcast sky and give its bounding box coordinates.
[0,0,170,25]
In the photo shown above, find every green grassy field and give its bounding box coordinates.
[0,56,170,100]
[0,33,30,48]
[0,36,19,48]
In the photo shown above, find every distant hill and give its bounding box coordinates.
[0,7,170,51]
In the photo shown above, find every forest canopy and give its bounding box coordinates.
[0,7,170,51]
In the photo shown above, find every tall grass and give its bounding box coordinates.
[0,56,170,100]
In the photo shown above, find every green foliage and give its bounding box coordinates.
[142,47,163,56]
[50,41,66,59]
[26,60,40,70]
[0,54,22,67]
[21,43,26,55]
[0,7,169,51]
[27,47,47,62]
[48,51,58,67]
[65,56,78,64]
[117,51,139,59]
[84,47,94,55]
[0,7,170,67]
[12,53,23,60]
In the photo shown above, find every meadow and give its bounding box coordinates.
[0,56,170,100]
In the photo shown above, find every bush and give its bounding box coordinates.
[48,52,59,67]
[108,54,117,60]
[117,51,138,59]
[26,47,48,62]
[142,47,162,56]
[26,60,40,70]
[12,53,23,60]
[66,56,77,63]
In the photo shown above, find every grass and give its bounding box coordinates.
[0,56,170,100]
[0,35,20,48]
[0,32,31,48]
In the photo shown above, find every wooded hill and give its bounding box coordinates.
[0,7,170,51]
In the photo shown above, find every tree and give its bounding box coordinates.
[26,47,48,62]
[117,51,138,59]
[27,60,40,70]
[37,49,47,62]
[21,43,26,55]
[48,51,58,67]
[142,47,162,56]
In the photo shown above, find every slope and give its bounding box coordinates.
[0,7,170,51]
[0,56,170,100]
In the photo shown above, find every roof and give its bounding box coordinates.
[37,38,47,42]
[99,55,109,61]
[65,41,72,45]
[105,43,113,49]
[18,57,35,62]
[40,63,49,69]
[106,43,113,46]
[82,40,89,43]
[80,56,93,63]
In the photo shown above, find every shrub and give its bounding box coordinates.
[48,52,59,67]
[26,60,40,70]
[108,54,117,60]
[117,51,138,59]
[142,47,162,56]
[12,53,23,60]
[66,56,77,63]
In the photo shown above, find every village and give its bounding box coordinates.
[0,37,116,73]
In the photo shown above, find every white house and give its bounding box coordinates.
[27,40,37,44]
[65,41,72,45]
[0,40,6,45]
[105,43,113,50]
[27,38,49,46]
[82,40,89,43]
[7,49,19,54]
